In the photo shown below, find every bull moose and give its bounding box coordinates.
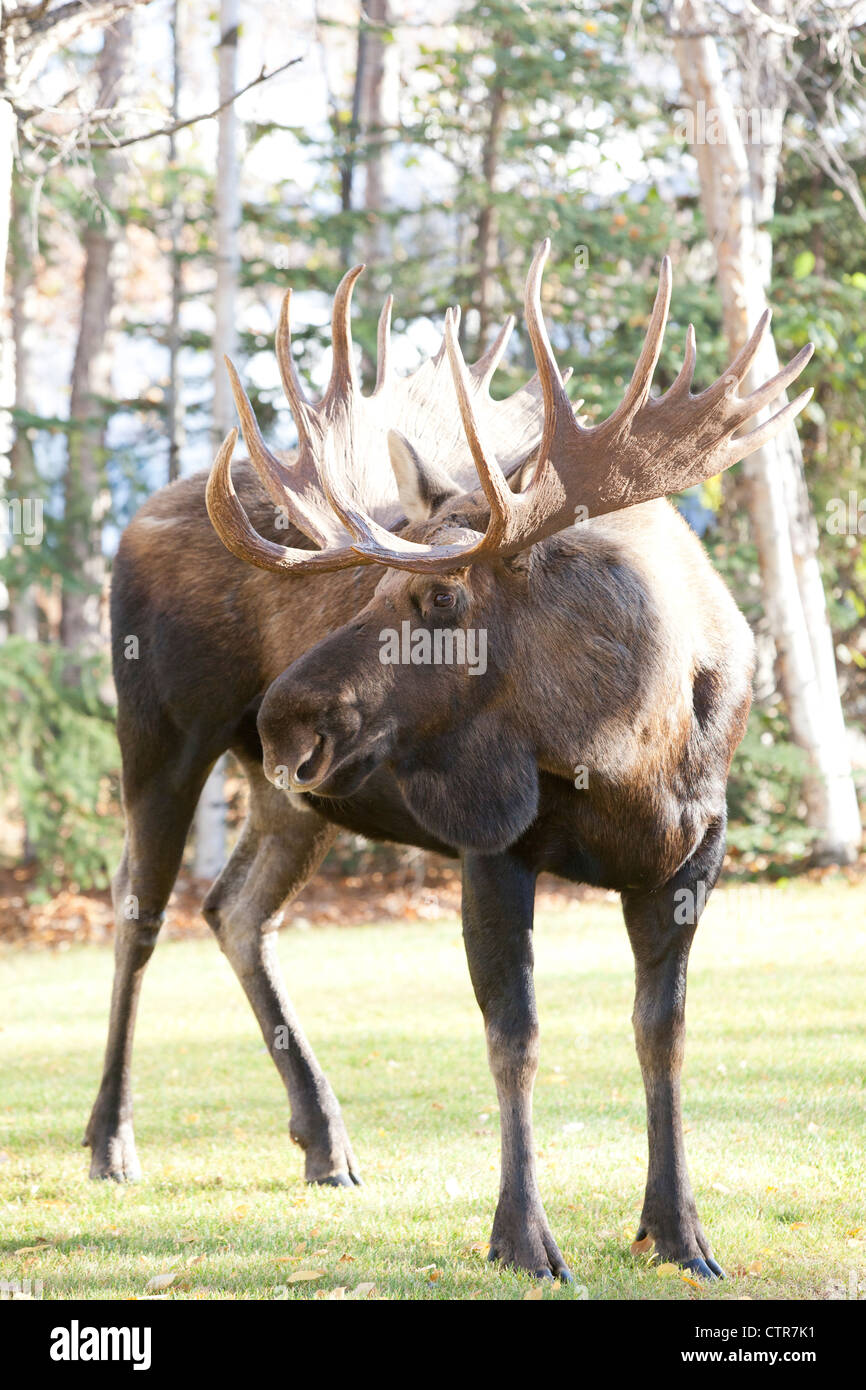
[86,241,812,1281]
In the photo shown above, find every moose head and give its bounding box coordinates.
[206,242,812,855]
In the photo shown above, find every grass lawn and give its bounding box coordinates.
[1,876,864,1301]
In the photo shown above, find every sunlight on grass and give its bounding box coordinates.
[1,876,864,1300]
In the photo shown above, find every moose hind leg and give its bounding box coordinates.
[203,762,358,1185]
[85,741,207,1180]
[622,818,727,1279]
[462,850,572,1280]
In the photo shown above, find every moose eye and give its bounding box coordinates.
[433,590,456,609]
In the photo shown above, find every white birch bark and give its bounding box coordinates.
[193,0,240,879]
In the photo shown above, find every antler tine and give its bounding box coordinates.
[433,305,461,364]
[700,308,771,405]
[206,429,368,574]
[610,255,672,424]
[471,315,515,386]
[374,293,394,395]
[324,263,365,403]
[662,323,697,403]
[276,289,314,444]
[224,355,333,549]
[442,307,513,541]
[728,386,813,463]
[524,238,580,470]
[734,341,815,422]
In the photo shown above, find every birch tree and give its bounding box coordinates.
[165,0,184,485]
[8,173,38,639]
[671,0,862,862]
[193,0,239,879]
[60,15,132,655]
[0,1,155,486]
[358,0,391,265]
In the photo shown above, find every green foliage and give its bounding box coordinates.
[726,708,814,860]
[0,640,122,895]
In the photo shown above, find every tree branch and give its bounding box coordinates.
[19,54,304,150]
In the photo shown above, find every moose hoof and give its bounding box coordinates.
[308,1171,362,1188]
[292,1119,362,1188]
[680,1255,726,1280]
[631,1221,724,1279]
[85,1122,142,1182]
[487,1208,573,1282]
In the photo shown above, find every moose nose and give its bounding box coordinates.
[291,731,333,788]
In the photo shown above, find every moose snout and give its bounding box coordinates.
[259,707,335,792]
[257,670,369,793]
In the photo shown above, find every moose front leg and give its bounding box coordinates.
[621,823,727,1279]
[203,767,359,1186]
[462,851,572,1281]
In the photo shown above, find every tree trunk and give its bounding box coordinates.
[0,0,16,484]
[60,16,132,656]
[475,77,506,353]
[0,96,14,481]
[9,175,39,639]
[165,0,184,484]
[358,0,390,265]
[0,0,16,637]
[673,0,861,863]
[193,0,239,880]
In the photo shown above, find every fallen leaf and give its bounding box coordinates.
[145,1272,175,1292]
[287,1269,326,1283]
[748,1260,763,1276]
[681,1274,704,1290]
[346,1282,376,1299]
[656,1262,679,1277]
[524,1286,543,1300]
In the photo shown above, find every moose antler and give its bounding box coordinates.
[208,245,814,577]
[206,266,546,575]
[341,240,814,571]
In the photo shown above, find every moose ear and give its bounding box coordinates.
[387,430,459,521]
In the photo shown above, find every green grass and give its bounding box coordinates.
[1,877,864,1300]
